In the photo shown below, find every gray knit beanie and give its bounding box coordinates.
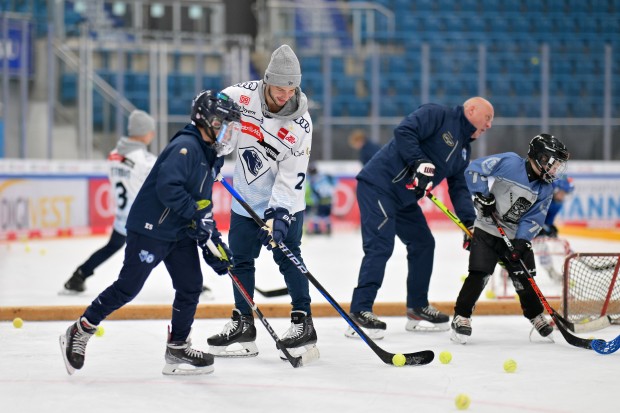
[264,45,301,87]
[127,110,155,137]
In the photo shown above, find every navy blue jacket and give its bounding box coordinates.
[126,124,224,241]
[357,103,477,225]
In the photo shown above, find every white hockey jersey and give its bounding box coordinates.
[107,137,157,235]
[222,81,313,216]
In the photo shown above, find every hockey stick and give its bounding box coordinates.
[217,176,434,366]
[489,213,620,354]
[255,286,289,297]
[202,240,317,368]
[427,193,614,335]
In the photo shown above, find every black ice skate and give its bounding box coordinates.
[279,311,320,361]
[345,311,387,340]
[163,328,214,375]
[450,315,472,344]
[529,313,554,343]
[60,269,86,295]
[59,316,97,375]
[207,309,258,357]
[406,305,450,332]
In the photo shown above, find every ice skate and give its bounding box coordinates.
[207,309,258,357]
[163,328,214,375]
[450,315,472,344]
[345,311,387,339]
[278,311,320,361]
[529,313,555,343]
[59,316,97,375]
[406,305,450,332]
[59,269,86,295]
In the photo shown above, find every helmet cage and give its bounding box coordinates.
[528,134,569,183]
[191,91,242,147]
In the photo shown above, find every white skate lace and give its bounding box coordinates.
[182,341,203,359]
[284,322,303,339]
[360,311,380,321]
[530,315,548,331]
[71,323,95,356]
[422,305,441,317]
[453,315,471,328]
[219,320,239,337]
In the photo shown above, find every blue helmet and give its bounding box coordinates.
[552,176,575,194]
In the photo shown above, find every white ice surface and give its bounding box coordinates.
[1,229,619,412]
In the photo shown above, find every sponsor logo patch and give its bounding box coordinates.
[239,95,250,105]
[442,132,455,147]
[277,127,297,144]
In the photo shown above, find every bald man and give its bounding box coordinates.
[346,97,494,340]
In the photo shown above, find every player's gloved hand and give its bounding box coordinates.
[473,192,496,217]
[202,234,234,275]
[509,239,532,262]
[187,200,214,242]
[257,207,291,250]
[462,223,474,251]
[406,159,435,197]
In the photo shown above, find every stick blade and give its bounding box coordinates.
[403,350,435,366]
[591,336,620,355]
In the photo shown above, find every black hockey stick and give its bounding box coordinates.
[255,286,289,297]
[217,176,434,366]
[202,240,318,367]
[489,213,620,354]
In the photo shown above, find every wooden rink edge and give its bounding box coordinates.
[0,300,561,322]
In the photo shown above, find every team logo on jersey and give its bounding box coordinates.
[503,197,533,224]
[294,116,311,133]
[259,140,279,160]
[239,95,251,105]
[139,250,155,264]
[241,120,264,142]
[442,132,455,147]
[277,127,297,144]
[239,147,269,184]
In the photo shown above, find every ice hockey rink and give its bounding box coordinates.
[1,229,619,413]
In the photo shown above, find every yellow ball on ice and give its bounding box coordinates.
[392,353,406,366]
[503,358,517,373]
[455,393,471,410]
[13,317,23,328]
[95,326,105,337]
[460,274,467,282]
[485,289,496,299]
[439,351,452,364]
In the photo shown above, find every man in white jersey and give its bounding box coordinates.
[207,45,317,360]
[61,110,157,294]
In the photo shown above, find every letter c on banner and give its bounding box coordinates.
[94,182,114,218]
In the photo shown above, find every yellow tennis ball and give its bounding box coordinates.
[485,289,496,299]
[392,353,406,366]
[439,351,452,364]
[455,393,471,410]
[95,326,105,337]
[13,317,23,328]
[460,274,467,282]
[503,359,517,373]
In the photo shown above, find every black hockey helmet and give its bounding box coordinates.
[190,90,242,141]
[527,133,569,183]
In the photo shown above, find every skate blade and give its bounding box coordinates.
[208,342,259,358]
[450,330,469,344]
[279,344,320,365]
[58,288,84,296]
[406,320,450,332]
[59,335,76,375]
[344,326,385,340]
[162,363,214,376]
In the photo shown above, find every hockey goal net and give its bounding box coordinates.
[560,253,620,325]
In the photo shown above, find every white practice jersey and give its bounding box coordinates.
[107,137,157,235]
[222,81,313,216]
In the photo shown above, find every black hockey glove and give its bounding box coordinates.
[473,192,496,217]
[187,200,215,243]
[406,159,435,197]
[509,239,532,262]
[202,235,234,275]
[257,207,291,250]
[539,224,558,238]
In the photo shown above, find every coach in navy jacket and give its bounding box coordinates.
[346,97,494,339]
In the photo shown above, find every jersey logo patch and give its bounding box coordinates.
[503,197,532,224]
[241,120,264,142]
[258,140,279,160]
[277,127,297,144]
[239,147,269,184]
[442,132,455,147]
[239,95,251,105]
